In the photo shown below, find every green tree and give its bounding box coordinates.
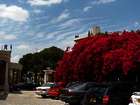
[19,46,64,83]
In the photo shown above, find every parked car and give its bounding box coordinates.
[129,92,140,105]
[47,82,66,99]
[10,82,39,91]
[9,84,21,92]
[35,82,56,97]
[22,83,39,90]
[81,82,135,105]
[59,82,98,105]
[65,81,83,88]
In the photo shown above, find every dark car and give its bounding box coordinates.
[59,82,98,105]
[81,82,136,105]
[65,81,83,88]
[15,82,40,90]
[9,84,21,92]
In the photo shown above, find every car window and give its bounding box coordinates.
[88,87,107,96]
[41,83,55,87]
[66,82,83,88]
[85,83,96,90]
[70,83,97,90]
[71,83,87,90]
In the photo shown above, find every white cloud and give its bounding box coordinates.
[36,32,45,38]
[28,0,64,6]
[0,4,29,22]
[134,21,139,27]
[55,26,86,42]
[58,40,74,50]
[51,9,70,23]
[11,55,20,63]
[92,0,116,5]
[0,32,17,40]
[83,6,92,12]
[17,44,30,50]
[33,9,42,13]
[56,9,70,22]
[58,18,81,29]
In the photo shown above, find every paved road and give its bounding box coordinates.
[0,91,65,105]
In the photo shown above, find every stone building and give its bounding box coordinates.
[91,26,101,35]
[0,46,22,99]
[0,50,11,99]
[9,63,22,85]
[74,26,101,43]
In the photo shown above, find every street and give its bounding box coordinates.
[0,91,65,105]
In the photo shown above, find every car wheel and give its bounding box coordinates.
[64,103,70,105]
[54,97,59,100]
[41,95,46,98]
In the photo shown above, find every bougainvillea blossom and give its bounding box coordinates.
[55,31,140,82]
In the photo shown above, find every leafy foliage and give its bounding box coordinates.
[19,46,64,80]
[55,30,140,82]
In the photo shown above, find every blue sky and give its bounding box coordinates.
[0,0,139,62]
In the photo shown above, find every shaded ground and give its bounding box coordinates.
[0,91,65,105]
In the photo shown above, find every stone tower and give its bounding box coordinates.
[91,26,101,35]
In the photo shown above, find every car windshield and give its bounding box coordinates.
[133,92,140,95]
[41,83,55,87]
[68,83,87,91]
[67,82,84,89]
[88,86,107,95]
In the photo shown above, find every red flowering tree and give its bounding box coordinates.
[55,30,140,82]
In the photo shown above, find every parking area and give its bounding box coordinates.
[0,91,65,105]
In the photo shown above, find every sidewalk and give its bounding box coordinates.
[0,91,65,105]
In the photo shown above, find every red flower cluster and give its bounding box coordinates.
[55,30,140,82]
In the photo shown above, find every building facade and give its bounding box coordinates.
[0,46,22,99]
[74,26,101,43]
[9,63,22,85]
[0,50,11,99]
